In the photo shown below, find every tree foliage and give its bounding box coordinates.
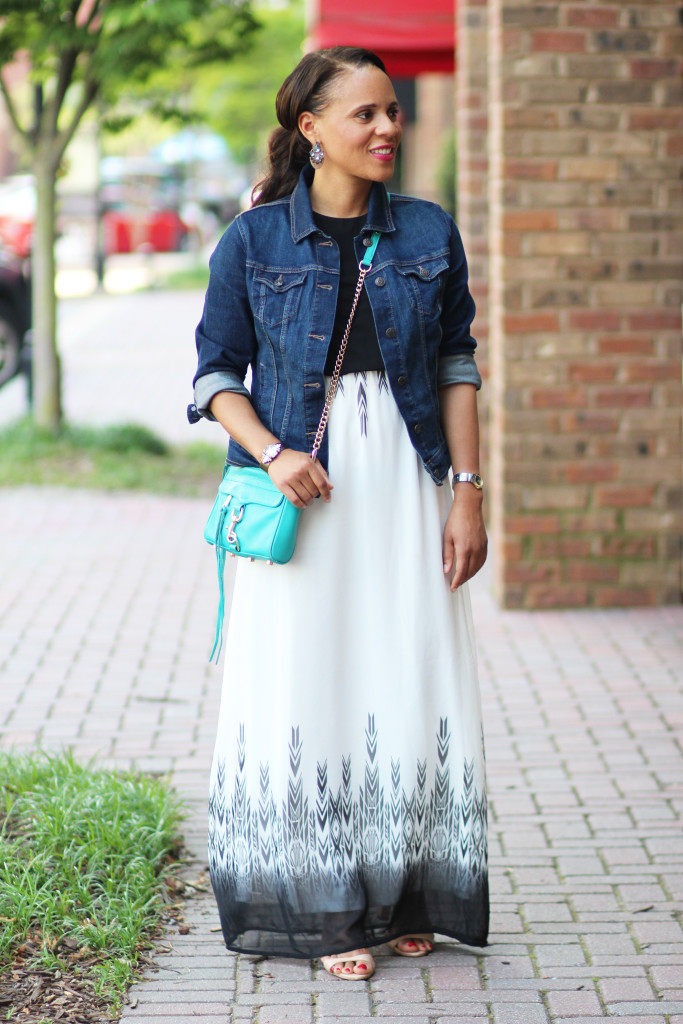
[98,2,305,170]
[190,1,305,167]
[0,0,258,429]
[0,0,258,166]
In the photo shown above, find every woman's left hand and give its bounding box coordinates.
[442,489,488,591]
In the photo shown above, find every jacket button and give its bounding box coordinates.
[419,266,429,279]
[375,276,386,287]
[397,375,407,386]
[274,274,283,286]
[385,327,396,338]
[363,236,373,247]
[414,423,423,435]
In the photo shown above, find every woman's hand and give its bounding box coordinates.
[206,394,332,510]
[267,449,333,509]
[442,488,487,591]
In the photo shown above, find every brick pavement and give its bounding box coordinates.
[1,486,682,1024]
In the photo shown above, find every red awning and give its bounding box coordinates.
[308,0,455,78]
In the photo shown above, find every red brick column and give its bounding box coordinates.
[486,0,683,608]
[456,0,490,478]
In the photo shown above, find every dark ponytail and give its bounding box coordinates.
[252,47,387,207]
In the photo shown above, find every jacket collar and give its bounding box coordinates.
[290,164,395,243]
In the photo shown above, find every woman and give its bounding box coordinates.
[193,46,488,981]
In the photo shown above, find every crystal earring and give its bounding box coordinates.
[309,140,324,167]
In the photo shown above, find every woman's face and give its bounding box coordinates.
[300,66,402,186]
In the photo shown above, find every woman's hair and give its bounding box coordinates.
[252,46,387,207]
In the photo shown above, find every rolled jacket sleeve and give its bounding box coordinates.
[194,370,250,420]
[193,219,256,420]
[437,352,482,390]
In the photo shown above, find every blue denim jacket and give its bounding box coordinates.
[194,166,481,484]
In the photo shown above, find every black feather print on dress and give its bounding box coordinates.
[355,372,368,437]
[329,372,388,437]
[209,714,487,902]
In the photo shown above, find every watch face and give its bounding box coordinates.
[456,472,483,489]
[262,443,281,464]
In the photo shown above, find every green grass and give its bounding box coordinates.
[0,419,225,497]
[153,261,210,291]
[0,750,185,1015]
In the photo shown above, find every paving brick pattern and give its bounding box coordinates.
[1,487,682,1023]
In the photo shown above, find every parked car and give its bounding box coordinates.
[100,157,191,254]
[102,204,190,254]
[0,175,35,260]
[0,244,31,387]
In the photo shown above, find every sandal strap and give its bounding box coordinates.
[322,952,373,964]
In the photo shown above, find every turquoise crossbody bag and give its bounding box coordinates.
[204,228,382,660]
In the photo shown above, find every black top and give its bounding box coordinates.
[313,212,384,376]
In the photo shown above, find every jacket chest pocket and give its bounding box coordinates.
[253,269,307,328]
[395,257,449,318]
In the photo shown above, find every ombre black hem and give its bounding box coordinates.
[211,878,489,959]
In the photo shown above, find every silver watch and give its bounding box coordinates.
[454,472,483,491]
[259,442,283,470]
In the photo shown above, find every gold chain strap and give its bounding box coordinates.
[310,261,371,460]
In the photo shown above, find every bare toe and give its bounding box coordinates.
[398,938,418,953]
[389,934,434,957]
[349,948,371,975]
[321,948,374,980]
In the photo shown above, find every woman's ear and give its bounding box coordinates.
[298,111,317,146]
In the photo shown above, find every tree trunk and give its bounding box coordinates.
[32,151,61,430]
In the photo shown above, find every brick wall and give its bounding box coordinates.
[478,0,683,609]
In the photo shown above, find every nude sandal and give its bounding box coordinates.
[387,934,434,958]
[320,951,375,980]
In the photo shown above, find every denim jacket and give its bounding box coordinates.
[193,165,481,484]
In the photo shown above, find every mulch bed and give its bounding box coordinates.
[0,874,196,1023]
[1,940,123,1023]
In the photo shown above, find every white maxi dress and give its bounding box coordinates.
[207,368,488,959]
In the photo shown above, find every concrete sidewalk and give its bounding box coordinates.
[1,486,682,1024]
[0,286,225,447]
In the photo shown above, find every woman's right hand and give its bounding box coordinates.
[207,394,333,509]
[267,449,333,509]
